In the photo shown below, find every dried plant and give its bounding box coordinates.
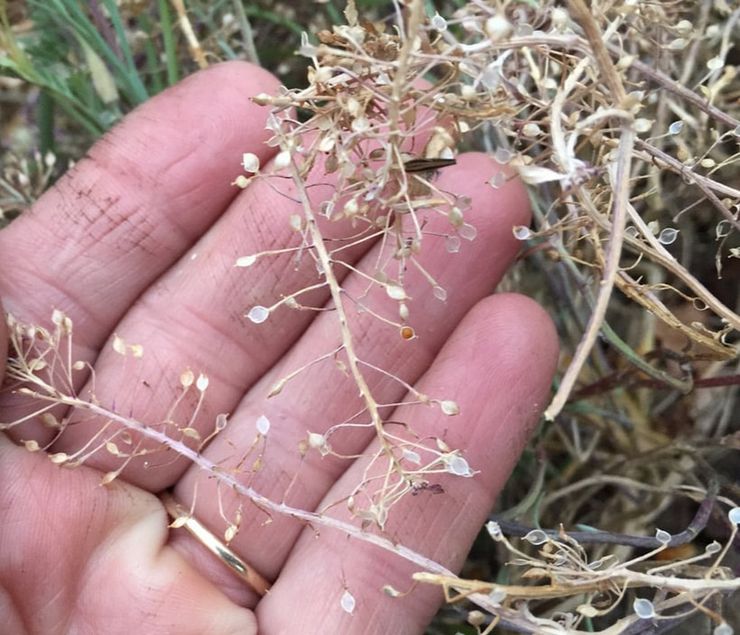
[2,0,739,633]
[0,150,58,226]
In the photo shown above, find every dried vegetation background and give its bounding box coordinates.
[1,0,739,633]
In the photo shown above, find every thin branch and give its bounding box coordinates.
[547,2,635,420]
[493,481,716,548]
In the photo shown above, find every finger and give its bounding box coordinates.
[257,294,558,633]
[0,435,256,635]
[0,61,280,441]
[171,155,532,602]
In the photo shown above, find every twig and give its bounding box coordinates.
[546,0,635,420]
[634,138,740,200]
[635,140,740,232]
[169,0,208,69]
[608,42,740,131]
[493,480,716,548]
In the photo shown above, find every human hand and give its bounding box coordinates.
[0,62,557,634]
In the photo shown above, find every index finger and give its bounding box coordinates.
[0,62,279,439]
[0,61,279,347]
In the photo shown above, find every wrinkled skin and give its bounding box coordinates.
[0,62,557,634]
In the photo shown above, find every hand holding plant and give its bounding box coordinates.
[0,61,557,634]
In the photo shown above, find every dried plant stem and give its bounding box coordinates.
[544,474,734,507]
[496,480,716,548]
[546,2,634,420]
[528,208,671,392]
[594,208,740,335]
[567,0,625,103]
[634,138,740,232]
[416,568,739,635]
[44,388,453,577]
[288,161,405,479]
[476,30,740,131]
[545,126,634,422]
[474,31,740,131]
[388,0,423,147]
[634,139,740,200]
[416,569,740,601]
[607,42,740,131]
[169,0,207,69]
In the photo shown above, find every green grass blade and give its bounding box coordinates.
[158,0,180,86]
[98,0,148,102]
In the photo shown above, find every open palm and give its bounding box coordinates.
[0,62,557,634]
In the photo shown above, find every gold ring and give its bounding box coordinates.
[162,492,271,596]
